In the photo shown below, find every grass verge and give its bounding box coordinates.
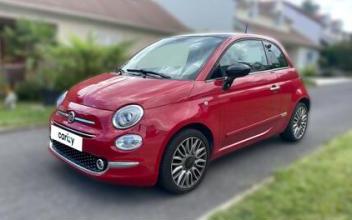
[0,102,54,129]
[210,131,352,220]
[302,77,316,87]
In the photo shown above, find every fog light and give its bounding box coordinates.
[115,134,143,151]
[96,159,105,171]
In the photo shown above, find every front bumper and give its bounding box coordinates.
[48,102,170,186]
[49,140,139,174]
[49,138,159,186]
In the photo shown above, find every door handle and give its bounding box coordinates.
[270,84,280,91]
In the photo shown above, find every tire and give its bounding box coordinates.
[280,102,309,142]
[159,129,210,194]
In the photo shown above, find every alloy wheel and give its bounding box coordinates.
[170,137,207,189]
[292,105,308,139]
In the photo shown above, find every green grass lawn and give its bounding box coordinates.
[0,102,54,129]
[210,131,352,220]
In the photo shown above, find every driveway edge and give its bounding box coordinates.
[0,124,47,135]
[198,177,274,220]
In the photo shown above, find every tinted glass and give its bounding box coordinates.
[264,41,288,69]
[211,40,269,79]
[122,36,225,80]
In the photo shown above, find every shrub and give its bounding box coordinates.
[320,39,352,74]
[1,19,57,100]
[0,74,6,99]
[39,36,129,91]
[300,65,317,78]
[1,19,56,65]
[16,77,44,101]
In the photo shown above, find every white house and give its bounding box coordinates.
[153,0,236,32]
[278,1,347,46]
[235,0,320,69]
[0,0,188,54]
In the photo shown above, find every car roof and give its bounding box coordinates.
[177,33,234,38]
[175,33,281,45]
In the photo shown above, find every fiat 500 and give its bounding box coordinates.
[49,33,310,194]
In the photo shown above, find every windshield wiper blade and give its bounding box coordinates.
[126,69,171,79]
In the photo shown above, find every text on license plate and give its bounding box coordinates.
[50,125,83,152]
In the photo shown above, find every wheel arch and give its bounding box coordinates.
[156,122,215,174]
[178,123,214,151]
[298,97,311,111]
[165,122,215,155]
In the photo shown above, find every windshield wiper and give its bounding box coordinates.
[126,69,171,79]
[111,66,126,76]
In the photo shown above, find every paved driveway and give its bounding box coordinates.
[1,82,352,220]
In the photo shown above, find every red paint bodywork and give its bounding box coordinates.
[49,34,310,186]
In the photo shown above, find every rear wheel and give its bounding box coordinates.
[280,102,309,142]
[159,129,210,194]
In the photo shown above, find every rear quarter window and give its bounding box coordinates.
[264,41,288,69]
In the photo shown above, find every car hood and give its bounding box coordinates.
[67,73,194,111]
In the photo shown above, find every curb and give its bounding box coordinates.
[0,124,47,135]
[198,177,274,220]
[312,77,352,86]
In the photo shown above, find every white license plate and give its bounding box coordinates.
[50,125,83,152]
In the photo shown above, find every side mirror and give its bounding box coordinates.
[223,63,251,90]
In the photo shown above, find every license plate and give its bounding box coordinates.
[50,125,83,152]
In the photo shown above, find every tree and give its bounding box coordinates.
[301,0,320,15]
[1,19,56,64]
[320,40,352,75]
[1,19,57,106]
[38,35,130,91]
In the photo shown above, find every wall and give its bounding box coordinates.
[0,3,166,53]
[286,46,319,70]
[55,18,164,53]
[153,0,235,31]
[283,5,322,45]
[236,8,291,33]
[296,47,319,69]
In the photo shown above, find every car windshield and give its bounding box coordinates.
[121,36,225,80]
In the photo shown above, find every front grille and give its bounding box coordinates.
[57,110,95,125]
[53,122,95,138]
[52,140,107,173]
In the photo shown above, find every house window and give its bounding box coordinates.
[306,51,314,63]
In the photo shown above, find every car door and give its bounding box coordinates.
[209,40,283,151]
[263,41,294,122]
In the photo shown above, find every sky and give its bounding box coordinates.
[287,0,352,32]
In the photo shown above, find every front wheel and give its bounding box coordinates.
[159,129,210,194]
[280,102,309,142]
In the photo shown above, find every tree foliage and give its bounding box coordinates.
[301,0,320,15]
[1,19,56,63]
[320,40,352,73]
[38,36,130,91]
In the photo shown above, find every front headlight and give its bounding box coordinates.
[112,105,144,129]
[56,91,67,107]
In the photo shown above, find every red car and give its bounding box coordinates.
[49,33,310,193]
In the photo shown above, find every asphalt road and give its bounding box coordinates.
[1,82,352,220]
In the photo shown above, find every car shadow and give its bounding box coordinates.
[49,135,292,201]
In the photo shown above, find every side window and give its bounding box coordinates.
[264,41,288,69]
[210,40,269,79]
